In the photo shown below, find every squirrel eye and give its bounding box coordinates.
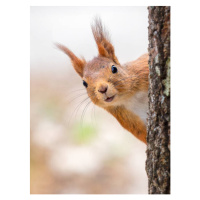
[111,65,118,73]
[83,80,88,88]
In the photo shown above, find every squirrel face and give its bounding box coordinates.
[82,56,133,108]
[56,18,136,108]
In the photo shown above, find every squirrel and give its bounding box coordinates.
[57,18,149,144]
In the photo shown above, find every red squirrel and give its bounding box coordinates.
[57,18,149,144]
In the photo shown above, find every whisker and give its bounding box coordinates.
[80,100,92,128]
[92,104,97,128]
[67,92,97,127]
[67,96,90,127]
[66,92,88,104]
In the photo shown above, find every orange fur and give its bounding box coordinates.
[56,43,86,77]
[57,18,149,144]
[91,17,120,64]
[108,106,147,144]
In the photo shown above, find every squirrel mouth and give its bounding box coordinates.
[104,95,115,102]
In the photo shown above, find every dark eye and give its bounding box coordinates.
[83,80,88,88]
[111,65,118,73]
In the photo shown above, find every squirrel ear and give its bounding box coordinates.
[91,18,120,65]
[56,43,86,77]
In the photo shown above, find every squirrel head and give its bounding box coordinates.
[57,18,135,108]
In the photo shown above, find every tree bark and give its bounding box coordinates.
[146,6,170,194]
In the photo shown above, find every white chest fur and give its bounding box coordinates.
[124,91,148,125]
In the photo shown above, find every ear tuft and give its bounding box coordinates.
[91,17,119,64]
[56,43,86,77]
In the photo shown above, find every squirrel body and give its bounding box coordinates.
[57,18,149,144]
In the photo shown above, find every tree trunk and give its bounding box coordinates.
[146,6,170,194]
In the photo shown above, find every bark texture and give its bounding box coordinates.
[146,6,170,194]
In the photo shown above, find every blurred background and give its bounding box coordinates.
[30,6,148,194]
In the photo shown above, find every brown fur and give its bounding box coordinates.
[57,18,149,144]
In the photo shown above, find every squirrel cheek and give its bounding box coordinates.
[89,93,99,105]
[107,85,117,96]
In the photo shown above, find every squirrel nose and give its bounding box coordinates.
[98,85,108,94]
